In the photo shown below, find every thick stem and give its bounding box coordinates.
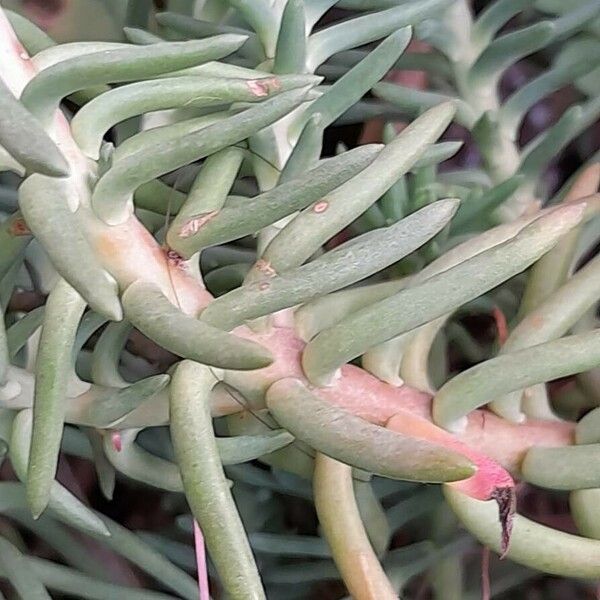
[448,0,527,218]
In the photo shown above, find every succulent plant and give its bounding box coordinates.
[0,0,599,598]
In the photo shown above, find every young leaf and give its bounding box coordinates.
[551,0,600,39]
[499,40,598,136]
[519,99,600,181]
[467,22,556,89]
[471,0,534,48]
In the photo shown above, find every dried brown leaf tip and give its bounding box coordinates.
[179,210,219,238]
[491,486,516,558]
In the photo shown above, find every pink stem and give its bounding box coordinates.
[193,519,210,600]
[481,545,491,600]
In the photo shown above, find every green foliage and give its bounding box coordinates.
[0,1,599,599]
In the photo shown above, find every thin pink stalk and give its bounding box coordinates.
[193,519,210,600]
[481,546,491,600]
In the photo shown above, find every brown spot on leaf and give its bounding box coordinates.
[313,201,328,213]
[255,259,277,277]
[9,218,31,237]
[247,78,281,97]
[179,210,219,238]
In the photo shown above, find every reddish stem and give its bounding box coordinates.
[193,519,210,600]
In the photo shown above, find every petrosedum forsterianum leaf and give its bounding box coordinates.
[121,280,273,370]
[313,453,398,600]
[201,199,459,330]
[0,79,68,178]
[0,535,51,600]
[18,175,122,321]
[92,85,316,224]
[19,36,249,124]
[302,203,585,385]
[166,144,380,257]
[165,146,245,253]
[432,329,600,433]
[170,360,266,600]
[262,101,457,273]
[72,74,316,160]
[522,442,600,490]
[27,279,86,518]
[10,410,110,537]
[306,0,453,70]
[266,378,475,483]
